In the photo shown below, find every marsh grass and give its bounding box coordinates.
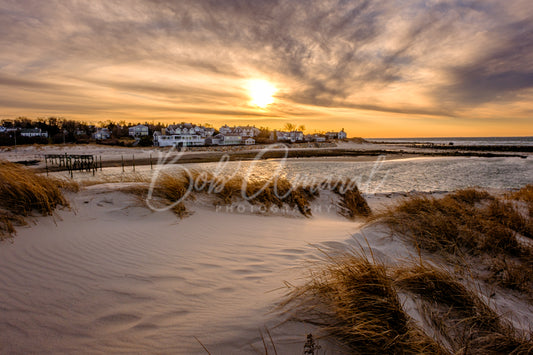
[0,160,70,238]
[377,188,533,293]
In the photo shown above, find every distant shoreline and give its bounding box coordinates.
[34,147,529,173]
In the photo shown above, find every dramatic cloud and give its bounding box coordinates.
[0,0,531,136]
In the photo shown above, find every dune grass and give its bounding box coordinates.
[77,169,372,220]
[394,263,532,354]
[137,170,322,218]
[330,179,372,219]
[0,160,71,239]
[377,188,533,293]
[281,252,446,354]
[282,250,532,354]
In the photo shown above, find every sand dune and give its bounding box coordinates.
[0,187,362,354]
[1,183,532,353]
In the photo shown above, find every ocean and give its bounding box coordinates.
[367,136,533,146]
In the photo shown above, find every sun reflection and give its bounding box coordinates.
[247,79,276,108]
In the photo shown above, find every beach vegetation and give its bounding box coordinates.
[0,160,70,239]
[282,250,532,354]
[376,188,533,293]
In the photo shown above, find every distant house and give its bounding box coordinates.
[166,123,214,137]
[325,132,338,140]
[93,128,111,140]
[219,125,259,137]
[305,134,326,142]
[128,124,149,137]
[0,126,5,133]
[234,126,260,137]
[244,137,255,145]
[154,133,205,147]
[20,128,48,138]
[216,133,242,145]
[205,136,222,146]
[273,130,304,143]
[219,124,233,135]
[338,129,347,140]
[325,129,347,140]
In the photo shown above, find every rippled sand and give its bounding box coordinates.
[0,187,362,354]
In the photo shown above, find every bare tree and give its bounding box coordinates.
[283,123,296,131]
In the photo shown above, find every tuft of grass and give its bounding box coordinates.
[283,250,531,355]
[447,187,493,205]
[0,160,70,238]
[394,263,532,354]
[331,180,372,219]
[487,256,532,293]
[243,178,318,217]
[194,173,319,217]
[509,184,533,220]
[281,252,445,354]
[377,189,533,293]
[149,173,192,218]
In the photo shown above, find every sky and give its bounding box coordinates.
[0,0,532,137]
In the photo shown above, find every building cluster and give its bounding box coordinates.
[0,121,348,147]
[153,123,258,147]
[0,126,49,138]
[272,129,346,143]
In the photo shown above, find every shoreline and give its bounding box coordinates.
[15,146,531,173]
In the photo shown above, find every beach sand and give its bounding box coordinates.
[1,182,531,354]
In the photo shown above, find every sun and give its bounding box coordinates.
[247,79,277,108]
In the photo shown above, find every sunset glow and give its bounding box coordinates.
[0,1,531,137]
[247,80,276,108]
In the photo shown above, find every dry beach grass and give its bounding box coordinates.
[376,188,533,294]
[0,160,72,239]
[282,251,533,354]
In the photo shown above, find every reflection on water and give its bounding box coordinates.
[70,156,533,193]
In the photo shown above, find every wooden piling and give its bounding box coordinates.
[122,155,125,172]
[132,154,135,172]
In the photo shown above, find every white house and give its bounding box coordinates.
[20,128,48,138]
[219,125,259,137]
[128,124,149,137]
[274,130,304,143]
[219,125,233,135]
[338,129,347,139]
[167,123,214,137]
[325,129,347,140]
[93,128,111,140]
[155,134,205,147]
[244,137,255,145]
[234,126,260,137]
